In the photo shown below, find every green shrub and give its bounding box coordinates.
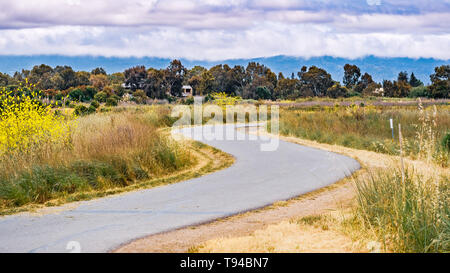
[408,85,430,98]
[90,100,100,109]
[132,90,148,104]
[347,91,361,97]
[54,93,64,100]
[112,84,126,97]
[255,86,272,100]
[183,97,194,105]
[105,97,118,107]
[74,105,89,116]
[88,105,97,114]
[84,86,98,100]
[167,96,176,103]
[69,88,85,102]
[326,83,348,98]
[93,91,108,103]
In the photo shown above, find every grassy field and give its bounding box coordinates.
[277,103,449,166]
[270,97,449,106]
[0,103,232,213]
[273,101,450,252]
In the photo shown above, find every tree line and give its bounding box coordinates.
[0,60,448,103]
[119,60,450,99]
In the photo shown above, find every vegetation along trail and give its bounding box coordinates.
[0,124,359,252]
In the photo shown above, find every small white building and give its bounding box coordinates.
[374,87,384,96]
[181,85,193,97]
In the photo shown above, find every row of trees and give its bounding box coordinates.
[0,64,126,104]
[124,60,449,99]
[0,61,448,102]
[0,65,125,91]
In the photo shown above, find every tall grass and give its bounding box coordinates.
[0,104,192,209]
[354,103,449,252]
[73,112,189,176]
[355,169,449,252]
[278,103,449,166]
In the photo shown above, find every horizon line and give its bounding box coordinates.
[0,54,449,62]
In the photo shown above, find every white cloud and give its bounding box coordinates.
[1,24,449,60]
[0,0,449,59]
[367,0,381,6]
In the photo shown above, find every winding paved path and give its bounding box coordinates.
[0,124,359,252]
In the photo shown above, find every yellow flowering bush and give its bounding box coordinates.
[0,86,74,158]
[211,92,242,108]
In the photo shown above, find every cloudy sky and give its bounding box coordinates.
[0,0,449,60]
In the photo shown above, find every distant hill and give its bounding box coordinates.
[0,55,448,84]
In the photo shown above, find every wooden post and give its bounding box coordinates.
[398,124,405,185]
[390,118,394,141]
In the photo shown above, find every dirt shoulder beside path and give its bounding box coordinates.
[113,177,357,252]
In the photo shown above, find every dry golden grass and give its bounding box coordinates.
[72,113,183,176]
[194,214,364,253]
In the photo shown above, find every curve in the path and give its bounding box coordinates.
[0,124,360,252]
